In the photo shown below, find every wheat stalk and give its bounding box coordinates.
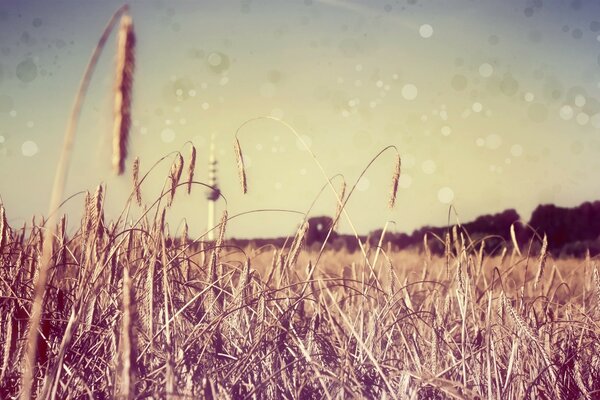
[256,293,266,342]
[501,291,558,389]
[118,264,135,399]
[445,232,451,279]
[332,181,346,230]
[167,153,184,207]
[593,265,600,317]
[574,358,590,399]
[182,220,188,245]
[132,157,142,206]
[501,292,538,344]
[82,191,92,238]
[388,154,401,208]
[423,233,431,265]
[207,210,228,318]
[21,7,132,392]
[0,203,6,254]
[187,145,196,194]
[534,234,548,290]
[234,138,247,194]
[0,307,13,383]
[510,223,522,257]
[90,185,105,241]
[112,13,135,175]
[287,221,309,268]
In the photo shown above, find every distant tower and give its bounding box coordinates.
[206,133,220,240]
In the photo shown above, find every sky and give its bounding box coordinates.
[1,0,600,238]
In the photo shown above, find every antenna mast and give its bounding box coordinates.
[206,133,220,240]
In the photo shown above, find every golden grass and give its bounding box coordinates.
[2,177,599,399]
[4,5,600,399]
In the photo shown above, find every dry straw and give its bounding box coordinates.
[594,266,600,311]
[332,181,346,230]
[388,154,401,208]
[0,306,12,383]
[187,145,196,194]
[112,14,135,175]
[423,233,431,264]
[168,153,184,207]
[0,204,6,254]
[21,8,133,396]
[132,157,142,206]
[82,191,92,236]
[510,223,522,257]
[234,138,247,194]
[501,292,539,344]
[119,264,135,399]
[89,185,105,240]
[534,234,548,290]
[287,221,309,268]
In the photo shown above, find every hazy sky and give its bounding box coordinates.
[1,0,600,238]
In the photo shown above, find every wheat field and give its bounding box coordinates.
[1,178,600,399]
[1,5,600,400]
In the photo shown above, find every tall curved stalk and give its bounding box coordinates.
[20,5,131,399]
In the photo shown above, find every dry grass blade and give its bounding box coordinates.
[132,157,142,206]
[19,7,131,399]
[287,221,309,268]
[119,264,135,399]
[510,223,522,257]
[594,265,600,314]
[207,210,228,318]
[502,292,538,344]
[445,231,451,279]
[423,233,431,264]
[0,307,13,383]
[216,210,228,253]
[0,203,6,254]
[182,220,188,244]
[168,153,184,207]
[234,138,247,194]
[82,190,92,237]
[332,181,346,230]
[534,234,548,290]
[87,184,105,241]
[187,145,196,194]
[388,154,401,208]
[112,13,135,175]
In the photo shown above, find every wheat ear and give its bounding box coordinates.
[388,154,401,208]
[132,157,142,206]
[287,221,309,268]
[168,153,184,207]
[332,181,346,230]
[234,138,247,194]
[187,145,196,194]
[112,14,135,175]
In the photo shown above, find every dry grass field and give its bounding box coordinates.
[1,5,599,400]
[0,187,599,399]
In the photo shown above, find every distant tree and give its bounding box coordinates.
[529,201,600,254]
[306,216,337,246]
[388,209,521,255]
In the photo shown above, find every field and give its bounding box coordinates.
[2,5,600,400]
[1,177,600,399]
